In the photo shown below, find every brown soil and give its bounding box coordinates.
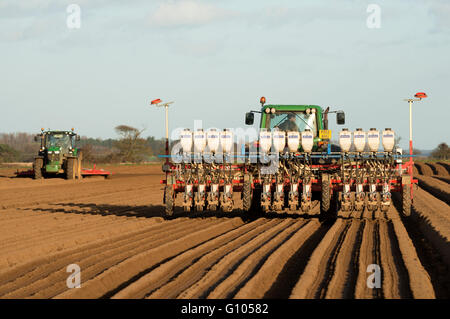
[437,162,450,175]
[0,164,448,299]
[431,163,449,176]
[415,163,433,176]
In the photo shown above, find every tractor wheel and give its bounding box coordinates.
[250,188,262,214]
[164,186,174,217]
[242,180,252,212]
[66,158,76,180]
[320,174,331,213]
[33,158,43,180]
[402,184,411,217]
[77,151,83,179]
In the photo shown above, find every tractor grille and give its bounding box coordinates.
[48,153,59,162]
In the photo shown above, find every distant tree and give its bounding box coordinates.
[146,136,165,156]
[431,142,449,160]
[79,143,95,163]
[114,125,151,163]
[0,132,39,161]
[0,144,21,163]
[413,148,422,155]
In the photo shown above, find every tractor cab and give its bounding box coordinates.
[36,130,80,156]
[245,98,345,152]
[260,105,322,137]
[44,132,76,154]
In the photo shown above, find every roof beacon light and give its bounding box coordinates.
[260,96,266,106]
[414,92,427,99]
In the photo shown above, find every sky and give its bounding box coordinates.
[0,0,449,150]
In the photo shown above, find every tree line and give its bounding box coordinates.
[0,125,166,164]
[0,127,448,163]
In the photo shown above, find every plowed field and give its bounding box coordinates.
[0,163,448,299]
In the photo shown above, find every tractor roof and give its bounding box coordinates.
[42,130,77,135]
[261,104,323,112]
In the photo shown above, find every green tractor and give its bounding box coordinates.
[33,129,82,180]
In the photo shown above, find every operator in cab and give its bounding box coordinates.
[277,113,299,132]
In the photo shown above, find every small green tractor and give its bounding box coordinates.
[33,129,82,180]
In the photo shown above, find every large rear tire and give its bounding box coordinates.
[250,188,262,214]
[34,158,43,180]
[402,184,411,217]
[164,186,174,217]
[66,158,76,180]
[321,174,331,213]
[242,180,252,212]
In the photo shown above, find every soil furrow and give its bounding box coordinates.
[111,218,272,299]
[175,219,296,299]
[54,218,244,299]
[290,219,348,298]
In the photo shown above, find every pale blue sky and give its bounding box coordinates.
[0,0,449,149]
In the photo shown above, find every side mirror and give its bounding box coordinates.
[76,135,81,141]
[245,112,254,125]
[336,111,345,125]
[34,136,38,142]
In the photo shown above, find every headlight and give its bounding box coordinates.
[54,151,60,154]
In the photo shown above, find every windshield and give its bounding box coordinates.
[45,133,72,150]
[267,111,317,136]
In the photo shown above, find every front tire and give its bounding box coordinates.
[402,184,411,217]
[320,174,331,213]
[164,186,175,217]
[34,158,43,180]
[164,186,174,217]
[66,158,76,180]
[242,180,252,212]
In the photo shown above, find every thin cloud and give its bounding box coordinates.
[149,0,234,28]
